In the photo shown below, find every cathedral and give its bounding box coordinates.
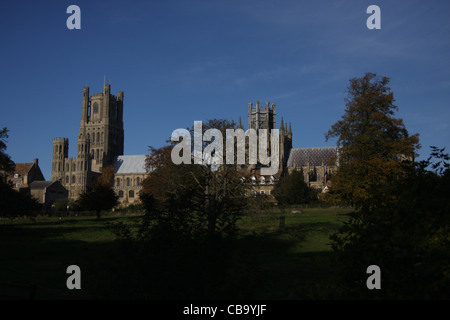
[51,84,338,205]
[51,84,146,203]
[239,101,338,197]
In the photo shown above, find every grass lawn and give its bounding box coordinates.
[236,207,351,299]
[0,214,143,299]
[0,206,351,299]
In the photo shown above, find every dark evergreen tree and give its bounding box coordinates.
[272,168,313,205]
[0,127,15,175]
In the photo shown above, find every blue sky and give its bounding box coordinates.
[1,0,449,180]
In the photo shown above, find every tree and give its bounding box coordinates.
[53,197,69,212]
[323,73,449,299]
[96,166,115,187]
[325,72,420,210]
[0,181,40,218]
[0,128,39,217]
[77,168,118,218]
[140,145,208,241]
[272,169,313,205]
[139,119,247,243]
[0,127,15,175]
[108,120,256,299]
[328,147,450,299]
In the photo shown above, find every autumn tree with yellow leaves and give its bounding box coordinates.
[324,73,449,299]
[325,72,420,210]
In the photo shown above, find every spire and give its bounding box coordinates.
[238,116,242,129]
[288,122,292,138]
[280,117,284,132]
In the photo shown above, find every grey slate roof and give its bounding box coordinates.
[112,155,148,174]
[287,147,339,167]
[29,181,54,189]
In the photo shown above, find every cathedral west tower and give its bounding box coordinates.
[51,84,124,199]
[79,84,124,172]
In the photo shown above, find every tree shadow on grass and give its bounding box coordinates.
[0,218,342,300]
[85,226,341,300]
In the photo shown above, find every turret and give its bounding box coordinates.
[271,103,276,129]
[117,91,124,103]
[103,84,110,119]
[255,101,260,128]
[117,91,124,123]
[248,102,252,129]
[81,87,89,124]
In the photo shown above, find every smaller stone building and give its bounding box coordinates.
[3,158,69,208]
[112,155,149,205]
[29,180,68,209]
[5,159,45,191]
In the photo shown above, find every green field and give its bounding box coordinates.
[0,206,351,299]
